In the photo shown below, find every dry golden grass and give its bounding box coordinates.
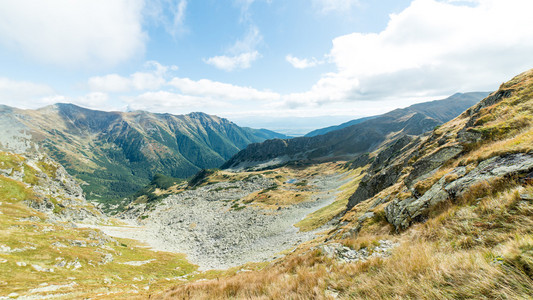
[459,127,533,166]
[156,71,533,299]
[0,153,199,299]
[158,182,533,300]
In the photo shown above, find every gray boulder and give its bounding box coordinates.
[386,153,533,230]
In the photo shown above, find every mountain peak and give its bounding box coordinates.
[187,111,214,119]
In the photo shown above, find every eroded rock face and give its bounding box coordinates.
[347,135,419,209]
[0,150,104,224]
[385,153,533,230]
[405,145,464,185]
[348,164,405,209]
[445,154,533,197]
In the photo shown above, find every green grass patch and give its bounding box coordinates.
[213,185,239,192]
[0,152,23,171]
[36,160,58,178]
[22,164,39,186]
[0,176,32,203]
[258,184,279,194]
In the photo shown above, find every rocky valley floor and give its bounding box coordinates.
[0,158,361,299]
[88,167,352,270]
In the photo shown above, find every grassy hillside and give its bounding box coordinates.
[156,70,533,299]
[0,151,201,299]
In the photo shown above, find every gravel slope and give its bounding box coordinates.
[89,172,350,270]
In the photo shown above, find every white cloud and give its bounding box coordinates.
[88,75,132,93]
[282,73,360,108]
[169,77,279,101]
[171,0,188,35]
[234,0,256,22]
[313,0,360,13]
[124,91,227,113]
[286,0,533,107]
[88,60,277,102]
[88,61,169,93]
[205,24,262,71]
[0,0,146,67]
[204,51,261,72]
[40,92,119,112]
[75,92,110,109]
[0,78,118,111]
[0,78,56,108]
[285,55,323,69]
[83,60,280,114]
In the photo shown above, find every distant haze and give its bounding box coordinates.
[233,115,360,136]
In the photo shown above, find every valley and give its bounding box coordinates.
[82,164,356,270]
[2,0,533,299]
[0,69,532,299]
[156,68,533,300]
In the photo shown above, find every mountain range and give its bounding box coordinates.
[0,68,532,299]
[0,104,287,206]
[222,92,489,170]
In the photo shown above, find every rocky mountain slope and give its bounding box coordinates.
[158,70,532,299]
[0,150,104,224]
[345,71,532,218]
[0,104,287,206]
[304,93,487,137]
[0,148,207,299]
[222,92,487,171]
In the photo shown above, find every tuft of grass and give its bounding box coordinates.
[22,164,39,186]
[0,175,33,203]
[37,160,58,178]
[412,167,453,196]
[0,152,24,172]
[294,180,308,187]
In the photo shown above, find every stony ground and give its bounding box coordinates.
[87,171,350,270]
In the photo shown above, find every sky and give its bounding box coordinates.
[0,0,532,134]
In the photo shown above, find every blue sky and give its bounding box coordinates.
[0,0,532,133]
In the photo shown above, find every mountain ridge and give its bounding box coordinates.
[222,92,488,171]
[0,103,288,207]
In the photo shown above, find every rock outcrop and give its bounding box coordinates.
[346,68,533,231]
[347,135,419,209]
[385,153,533,229]
[0,150,104,223]
[316,240,398,263]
